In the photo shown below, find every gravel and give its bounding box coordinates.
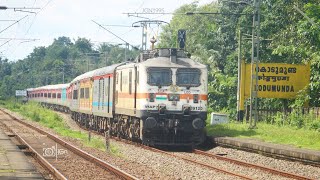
[4,109,320,180]
[172,151,291,180]
[208,146,320,179]
[0,111,119,180]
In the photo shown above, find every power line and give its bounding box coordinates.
[0,6,40,14]
[0,40,11,48]
[124,11,252,16]
[0,20,17,22]
[0,15,29,34]
[0,38,39,41]
[101,24,139,28]
[92,20,138,50]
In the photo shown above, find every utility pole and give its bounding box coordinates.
[62,66,65,84]
[249,0,260,128]
[87,58,90,71]
[237,29,242,121]
[105,52,108,66]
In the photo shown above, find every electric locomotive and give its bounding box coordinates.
[27,48,208,147]
[114,48,208,146]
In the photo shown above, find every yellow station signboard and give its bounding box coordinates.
[242,62,310,99]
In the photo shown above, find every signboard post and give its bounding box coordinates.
[15,90,27,97]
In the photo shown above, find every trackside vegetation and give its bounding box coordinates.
[206,112,320,150]
[1,100,319,151]
[0,100,120,156]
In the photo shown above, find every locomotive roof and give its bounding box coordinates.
[139,57,207,69]
[71,62,127,83]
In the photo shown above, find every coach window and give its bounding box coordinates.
[85,88,89,99]
[53,93,56,98]
[129,70,132,94]
[116,73,119,84]
[44,93,47,97]
[48,93,51,98]
[41,93,43,97]
[120,71,122,91]
[105,78,109,97]
[80,88,84,99]
[73,90,78,99]
[57,93,61,98]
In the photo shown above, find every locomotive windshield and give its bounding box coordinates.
[176,68,201,87]
[147,67,172,86]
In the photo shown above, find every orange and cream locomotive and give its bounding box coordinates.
[27,48,208,146]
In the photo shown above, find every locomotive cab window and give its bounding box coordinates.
[147,68,172,86]
[176,68,201,87]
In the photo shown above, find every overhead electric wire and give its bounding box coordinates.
[92,20,139,50]
[4,0,53,60]
[0,38,39,41]
[25,0,54,35]
[0,15,28,34]
[108,28,137,43]
[0,40,12,48]
[0,20,17,22]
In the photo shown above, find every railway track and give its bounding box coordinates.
[192,149,313,180]
[0,109,137,180]
[95,130,314,180]
[2,107,315,179]
[142,145,313,180]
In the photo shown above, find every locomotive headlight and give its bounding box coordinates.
[182,105,191,115]
[192,118,204,130]
[168,94,180,101]
[149,93,155,102]
[145,117,157,129]
[193,94,199,103]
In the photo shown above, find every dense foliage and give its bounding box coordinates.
[158,0,320,116]
[1,1,320,119]
[0,37,138,99]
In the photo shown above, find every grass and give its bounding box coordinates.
[1,100,120,156]
[0,169,15,173]
[206,121,320,151]
[2,99,319,151]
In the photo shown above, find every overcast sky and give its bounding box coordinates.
[0,0,213,61]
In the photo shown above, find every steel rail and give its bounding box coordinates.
[0,122,67,180]
[193,149,313,180]
[0,109,138,180]
[111,137,252,180]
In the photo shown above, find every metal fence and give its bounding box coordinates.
[245,106,320,122]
